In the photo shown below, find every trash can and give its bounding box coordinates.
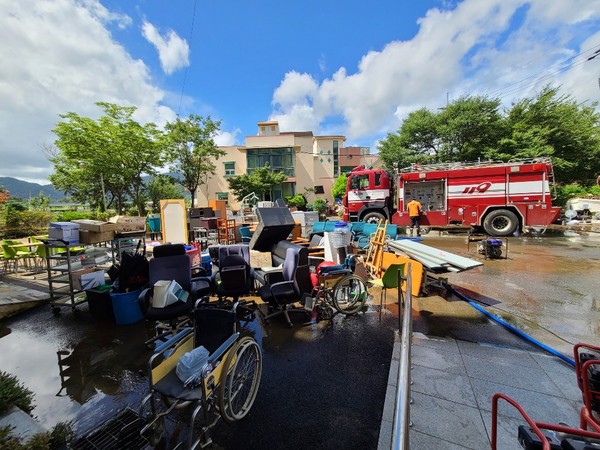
[331,221,351,248]
[110,289,143,325]
[86,284,114,322]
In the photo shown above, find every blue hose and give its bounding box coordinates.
[445,283,575,367]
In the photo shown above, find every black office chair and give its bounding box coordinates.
[258,247,304,327]
[215,254,254,304]
[139,244,212,347]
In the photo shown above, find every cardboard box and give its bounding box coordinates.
[73,219,118,233]
[79,229,115,244]
[109,216,147,233]
[48,222,80,245]
[73,268,106,291]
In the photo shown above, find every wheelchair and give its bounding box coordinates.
[140,301,262,449]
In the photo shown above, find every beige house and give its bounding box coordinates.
[196,121,372,210]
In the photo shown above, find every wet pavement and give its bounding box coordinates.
[420,233,600,354]
[0,232,599,448]
[0,295,398,449]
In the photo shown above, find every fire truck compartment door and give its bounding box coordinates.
[507,172,544,203]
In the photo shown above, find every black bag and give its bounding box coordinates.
[116,241,149,292]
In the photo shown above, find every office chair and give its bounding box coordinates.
[259,247,304,327]
[139,244,212,347]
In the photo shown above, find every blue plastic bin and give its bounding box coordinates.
[147,216,161,233]
[110,290,143,325]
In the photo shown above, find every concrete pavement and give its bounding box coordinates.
[379,332,582,449]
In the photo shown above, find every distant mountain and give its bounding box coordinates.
[0,177,66,202]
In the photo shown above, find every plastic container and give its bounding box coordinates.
[147,216,161,233]
[201,252,212,274]
[110,289,143,325]
[331,221,351,248]
[86,284,114,322]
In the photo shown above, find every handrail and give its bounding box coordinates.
[392,264,413,449]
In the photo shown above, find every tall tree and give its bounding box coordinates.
[494,86,600,183]
[164,115,225,207]
[377,88,600,186]
[227,164,287,201]
[50,102,165,214]
[378,108,440,171]
[437,95,505,162]
[145,174,186,213]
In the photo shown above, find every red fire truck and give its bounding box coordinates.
[342,158,562,236]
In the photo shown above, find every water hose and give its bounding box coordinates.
[444,282,575,367]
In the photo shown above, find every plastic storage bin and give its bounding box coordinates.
[48,222,80,245]
[110,289,143,325]
[331,221,351,248]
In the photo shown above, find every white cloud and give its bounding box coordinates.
[0,0,174,183]
[142,21,189,75]
[271,0,600,142]
[215,129,241,146]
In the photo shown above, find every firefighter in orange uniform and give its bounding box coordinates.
[406,197,423,237]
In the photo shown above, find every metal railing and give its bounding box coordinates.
[392,264,413,450]
[399,157,552,173]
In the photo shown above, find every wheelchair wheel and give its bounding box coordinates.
[331,274,367,315]
[219,336,262,423]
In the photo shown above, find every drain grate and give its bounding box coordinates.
[71,408,149,450]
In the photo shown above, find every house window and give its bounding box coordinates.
[216,192,229,204]
[224,162,235,176]
[246,147,295,177]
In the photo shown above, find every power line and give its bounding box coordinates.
[486,43,600,101]
[177,0,198,117]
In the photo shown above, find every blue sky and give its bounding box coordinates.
[2,0,600,184]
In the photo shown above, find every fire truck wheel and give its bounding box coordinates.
[361,211,386,224]
[483,209,518,236]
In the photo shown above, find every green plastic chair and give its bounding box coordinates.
[1,240,35,273]
[369,263,406,321]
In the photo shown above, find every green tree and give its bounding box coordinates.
[437,95,505,162]
[331,174,348,200]
[145,174,186,212]
[50,102,165,214]
[493,86,600,184]
[378,88,600,187]
[164,115,225,207]
[378,108,439,171]
[227,164,287,201]
[29,192,51,211]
